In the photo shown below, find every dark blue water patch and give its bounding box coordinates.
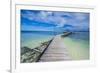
[67,32,90,41]
[21,31,61,36]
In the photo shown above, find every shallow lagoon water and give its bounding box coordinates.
[21,31,89,60]
[21,31,54,49]
[63,32,89,60]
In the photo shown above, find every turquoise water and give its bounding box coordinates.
[63,32,89,60]
[21,31,54,48]
[21,31,89,60]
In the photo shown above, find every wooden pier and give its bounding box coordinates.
[38,35,72,62]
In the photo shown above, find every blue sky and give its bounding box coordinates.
[21,10,89,32]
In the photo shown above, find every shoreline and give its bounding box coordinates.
[21,39,53,63]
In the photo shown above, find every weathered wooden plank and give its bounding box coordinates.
[39,35,72,62]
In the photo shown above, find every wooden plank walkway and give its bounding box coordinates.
[39,35,72,62]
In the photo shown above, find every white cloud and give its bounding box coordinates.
[73,13,88,20]
[21,10,89,31]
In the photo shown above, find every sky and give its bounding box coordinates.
[21,10,89,32]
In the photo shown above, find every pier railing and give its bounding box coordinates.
[21,38,54,63]
[36,38,54,62]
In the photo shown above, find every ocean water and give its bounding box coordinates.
[21,31,89,60]
[63,32,89,60]
[21,31,55,49]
